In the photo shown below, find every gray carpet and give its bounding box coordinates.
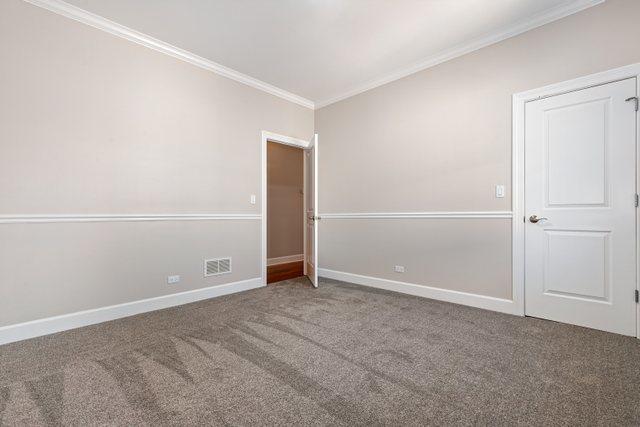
[0,277,639,426]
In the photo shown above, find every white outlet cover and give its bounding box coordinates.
[495,185,505,198]
[167,275,181,284]
[394,265,405,273]
[250,194,256,205]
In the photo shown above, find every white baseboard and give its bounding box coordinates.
[0,277,263,346]
[267,254,304,266]
[318,268,517,315]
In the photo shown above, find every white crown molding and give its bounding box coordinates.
[315,0,605,109]
[0,277,263,345]
[319,269,517,315]
[319,211,513,219]
[22,0,315,109]
[21,0,604,111]
[0,213,261,224]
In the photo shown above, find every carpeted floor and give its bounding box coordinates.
[0,277,639,426]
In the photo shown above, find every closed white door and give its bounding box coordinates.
[305,134,318,287]
[524,78,637,336]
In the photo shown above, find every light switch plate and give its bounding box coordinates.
[495,185,505,198]
[250,194,256,205]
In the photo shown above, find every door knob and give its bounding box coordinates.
[529,215,548,223]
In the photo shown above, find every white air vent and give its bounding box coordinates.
[204,257,232,277]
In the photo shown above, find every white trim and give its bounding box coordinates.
[512,95,526,317]
[319,269,517,315]
[22,0,603,111]
[262,131,312,149]
[319,211,513,219]
[0,277,263,346]
[512,63,640,103]
[315,0,604,109]
[512,62,640,335]
[310,134,319,287]
[303,148,308,277]
[0,213,261,224]
[637,74,640,341]
[22,0,314,109]
[261,131,311,286]
[267,254,304,266]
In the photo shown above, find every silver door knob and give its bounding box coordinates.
[529,215,548,223]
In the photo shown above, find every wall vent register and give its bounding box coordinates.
[204,258,232,277]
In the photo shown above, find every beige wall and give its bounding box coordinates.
[315,0,640,299]
[0,0,313,326]
[321,219,511,298]
[3,0,639,326]
[267,142,304,259]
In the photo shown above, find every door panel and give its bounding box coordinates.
[546,99,608,206]
[305,134,318,287]
[525,78,637,336]
[544,230,609,301]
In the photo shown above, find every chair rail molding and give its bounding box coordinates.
[319,211,513,219]
[0,213,261,224]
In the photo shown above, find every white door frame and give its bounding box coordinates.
[512,63,640,338]
[261,131,313,285]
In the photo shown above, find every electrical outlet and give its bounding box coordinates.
[250,194,256,205]
[167,275,181,284]
[394,265,405,273]
[495,185,505,198]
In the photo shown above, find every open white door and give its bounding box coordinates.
[305,134,319,287]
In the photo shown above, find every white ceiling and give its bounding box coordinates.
[59,0,603,108]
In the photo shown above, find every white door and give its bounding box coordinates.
[305,134,319,287]
[524,78,637,336]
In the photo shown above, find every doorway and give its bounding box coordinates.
[516,71,639,336]
[266,141,304,283]
[261,131,319,287]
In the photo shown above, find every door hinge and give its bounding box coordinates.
[636,194,639,207]
[626,96,639,112]
[635,290,639,303]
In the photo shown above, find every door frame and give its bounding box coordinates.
[261,131,313,286]
[512,63,640,338]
